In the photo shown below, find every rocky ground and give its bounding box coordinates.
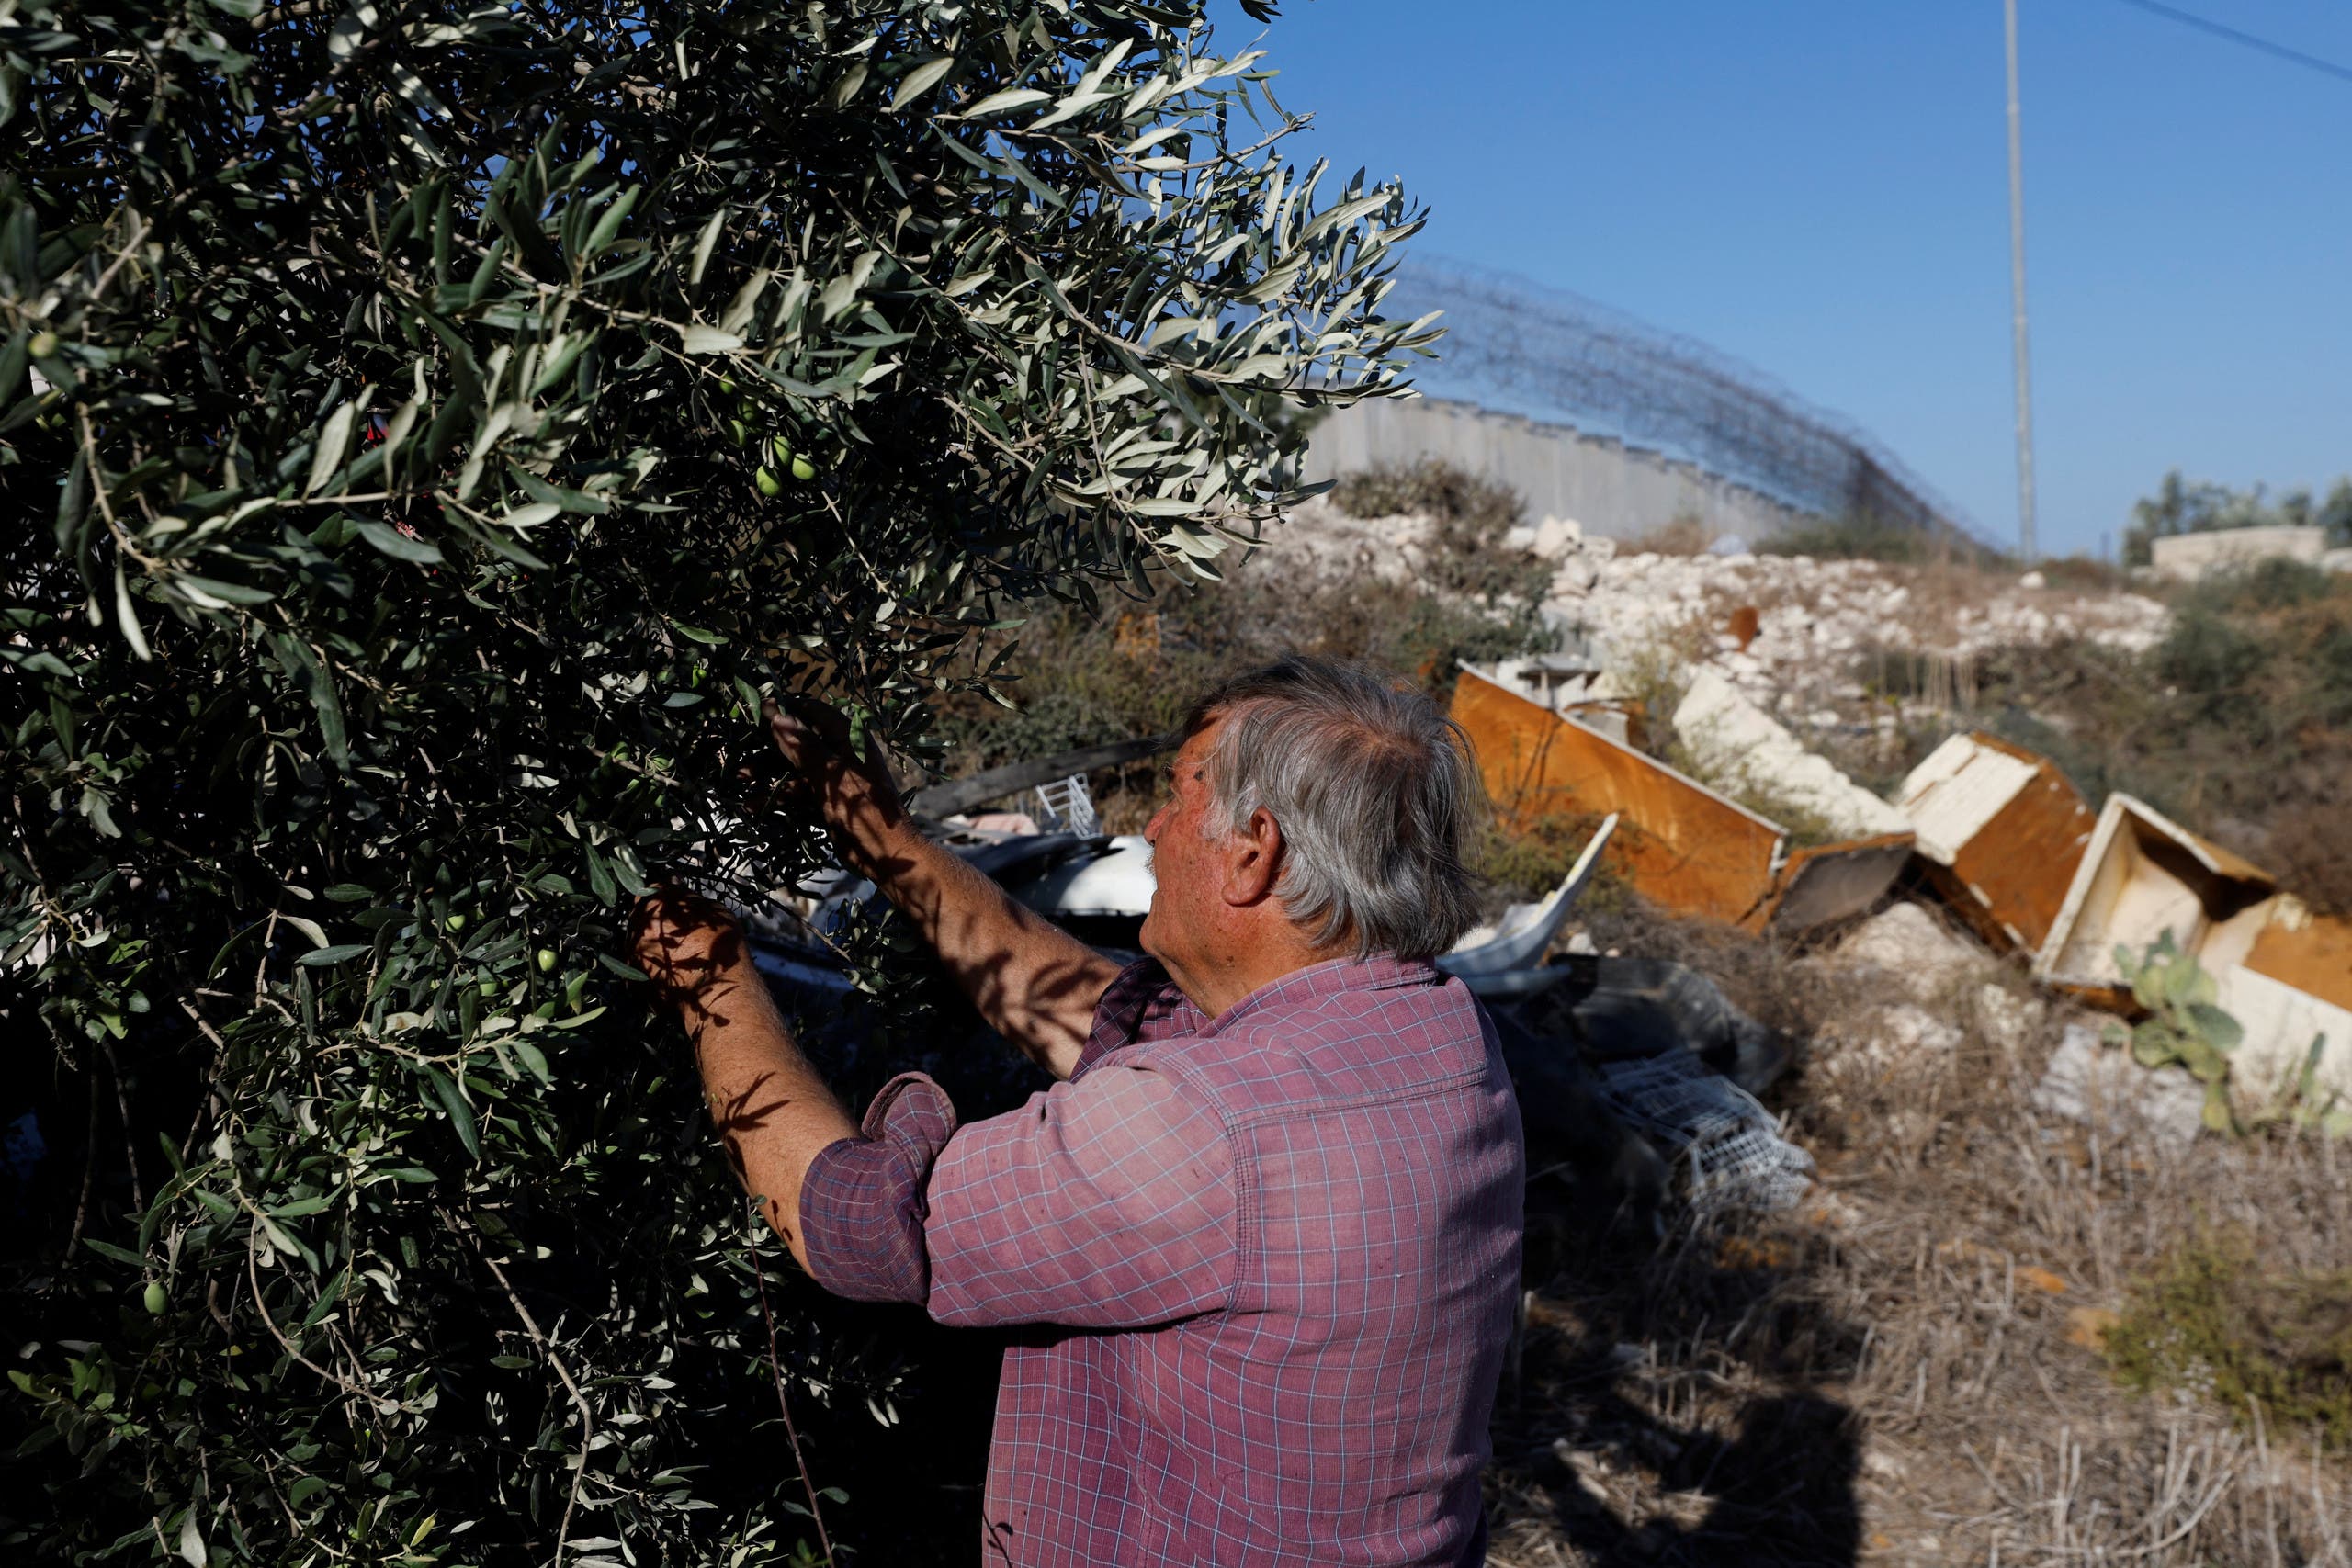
[1483,897,2352,1568]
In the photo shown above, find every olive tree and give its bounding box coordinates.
[0,0,1431,1558]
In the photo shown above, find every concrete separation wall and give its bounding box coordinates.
[1301,395,1807,544]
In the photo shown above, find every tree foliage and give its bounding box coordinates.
[0,0,1432,1558]
[2124,468,2352,566]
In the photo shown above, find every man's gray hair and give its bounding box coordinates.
[1182,657,1486,964]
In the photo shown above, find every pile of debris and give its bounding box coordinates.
[1272,493,2173,733]
[1448,669,2352,1138]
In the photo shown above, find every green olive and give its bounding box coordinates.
[718,376,737,394]
[771,434,794,466]
[143,1280,167,1315]
[536,948,558,973]
[28,331,59,359]
[789,455,817,482]
[755,466,783,498]
[444,913,466,932]
[729,417,750,446]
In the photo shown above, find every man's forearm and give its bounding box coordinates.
[676,952,860,1269]
[842,818,1118,1078]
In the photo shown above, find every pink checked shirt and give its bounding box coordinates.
[799,955,1525,1567]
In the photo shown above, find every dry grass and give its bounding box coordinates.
[1491,904,2352,1567]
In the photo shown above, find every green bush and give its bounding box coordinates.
[2126,470,2352,565]
[1758,513,1938,565]
[1329,459,1547,607]
[1331,457,1522,535]
[936,537,1554,817]
[0,0,1433,1559]
[1972,565,2352,912]
[2105,1231,2352,1451]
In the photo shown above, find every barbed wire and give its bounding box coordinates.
[1389,255,1990,545]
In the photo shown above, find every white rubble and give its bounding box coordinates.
[1533,533,2170,731]
[2032,1023,2206,1149]
[1671,668,1912,840]
[1836,902,1990,1001]
[1870,1002,1965,1055]
[1268,496,2171,794]
[1965,982,2047,1055]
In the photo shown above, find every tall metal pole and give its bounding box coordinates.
[2004,0,2039,561]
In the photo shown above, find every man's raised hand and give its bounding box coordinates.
[763,696,911,865]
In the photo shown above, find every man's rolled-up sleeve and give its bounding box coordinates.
[798,1072,959,1303]
[796,1056,1236,1330]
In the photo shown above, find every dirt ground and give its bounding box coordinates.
[1483,905,2352,1568]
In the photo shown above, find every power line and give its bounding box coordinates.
[2109,0,2352,87]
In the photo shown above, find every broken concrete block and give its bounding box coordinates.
[1872,1002,1965,1055]
[1531,515,1584,558]
[1548,558,1600,597]
[1837,902,1987,1001]
[2033,1022,2204,1148]
[1896,731,2096,955]
[1672,668,1912,842]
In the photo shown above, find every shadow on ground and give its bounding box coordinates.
[1484,1197,1866,1568]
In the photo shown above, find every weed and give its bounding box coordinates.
[1759,513,1942,565]
[2104,1230,2352,1451]
[2037,553,2132,592]
[1623,513,1716,557]
[1474,809,1627,908]
[933,488,1553,816]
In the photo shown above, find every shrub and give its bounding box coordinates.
[1331,457,1522,534]
[1624,513,1716,558]
[1758,513,1930,564]
[0,0,1433,1559]
[2173,556,2335,615]
[2105,1230,2352,1451]
[935,526,1555,822]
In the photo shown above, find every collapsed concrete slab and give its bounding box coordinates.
[1452,666,1913,934]
[1672,667,1911,842]
[2034,793,2352,1106]
[1895,730,2097,956]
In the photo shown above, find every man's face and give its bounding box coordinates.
[1138,721,1224,970]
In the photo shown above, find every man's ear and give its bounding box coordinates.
[1221,807,1284,908]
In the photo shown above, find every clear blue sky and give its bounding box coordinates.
[1212,0,2352,556]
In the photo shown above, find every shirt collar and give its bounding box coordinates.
[1203,952,1438,1035]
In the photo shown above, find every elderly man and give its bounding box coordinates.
[633,656,1525,1566]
